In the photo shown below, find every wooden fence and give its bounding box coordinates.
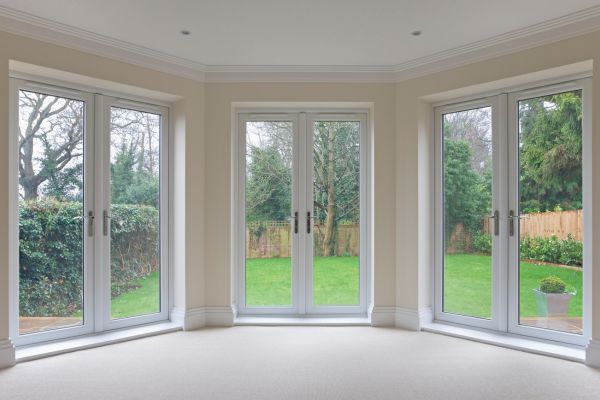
[246,221,359,258]
[482,209,583,240]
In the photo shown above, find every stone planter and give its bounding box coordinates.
[533,289,573,317]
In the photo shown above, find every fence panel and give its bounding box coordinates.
[482,210,583,240]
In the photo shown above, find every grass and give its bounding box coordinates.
[107,254,582,320]
[245,256,359,307]
[444,254,582,318]
[111,271,160,319]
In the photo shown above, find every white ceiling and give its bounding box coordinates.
[0,0,599,68]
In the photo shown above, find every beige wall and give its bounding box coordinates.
[204,83,397,308]
[395,30,600,339]
[1,25,600,350]
[0,31,206,342]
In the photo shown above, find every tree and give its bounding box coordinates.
[443,139,490,243]
[313,121,360,256]
[18,91,84,201]
[519,91,582,212]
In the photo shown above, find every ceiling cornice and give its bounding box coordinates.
[0,5,599,83]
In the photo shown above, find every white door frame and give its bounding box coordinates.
[507,79,592,345]
[235,109,370,316]
[434,96,507,331]
[9,78,96,346]
[9,78,171,346]
[99,97,170,331]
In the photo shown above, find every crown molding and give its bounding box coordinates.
[0,6,207,81]
[392,6,600,82]
[0,5,599,83]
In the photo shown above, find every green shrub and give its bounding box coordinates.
[539,276,566,294]
[19,200,159,317]
[519,234,582,267]
[472,232,492,255]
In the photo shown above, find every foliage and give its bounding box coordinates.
[443,139,490,243]
[472,231,492,254]
[539,276,567,294]
[519,234,582,267]
[519,91,583,213]
[19,200,159,317]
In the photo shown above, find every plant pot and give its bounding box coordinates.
[533,289,573,317]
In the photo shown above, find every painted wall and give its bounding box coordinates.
[0,24,599,365]
[0,31,206,347]
[204,83,397,309]
[395,30,600,341]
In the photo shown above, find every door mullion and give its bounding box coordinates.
[298,113,307,314]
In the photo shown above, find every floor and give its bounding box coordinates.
[1,327,599,400]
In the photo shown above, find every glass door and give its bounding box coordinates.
[434,98,505,331]
[12,80,95,345]
[237,112,368,316]
[238,115,299,314]
[508,82,589,345]
[102,98,169,330]
[306,115,367,314]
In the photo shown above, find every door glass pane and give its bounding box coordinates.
[110,107,161,319]
[312,121,360,306]
[245,121,293,307]
[442,107,493,319]
[18,90,85,334]
[517,91,583,335]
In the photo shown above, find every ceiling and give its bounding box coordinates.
[1,0,599,68]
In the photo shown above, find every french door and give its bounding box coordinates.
[237,112,368,316]
[10,79,169,346]
[435,78,590,345]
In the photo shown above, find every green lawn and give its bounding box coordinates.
[444,254,582,318]
[111,271,160,319]
[245,256,359,306]
[107,254,582,320]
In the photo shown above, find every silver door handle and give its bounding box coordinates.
[103,210,111,236]
[85,211,95,237]
[508,210,528,236]
[488,210,499,236]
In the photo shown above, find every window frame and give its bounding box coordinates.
[8,77,171,346]
[234,108,371,317]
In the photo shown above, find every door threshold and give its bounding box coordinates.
[235,316,371,326]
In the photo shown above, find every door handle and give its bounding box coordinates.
[508,210,528,236]
[488,210,499,236]
[307,212,311,234]
[292,212,298,234]
[86,211,95,237]
[103,210,111,236]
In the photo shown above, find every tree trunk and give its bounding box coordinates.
[322,124,337,257]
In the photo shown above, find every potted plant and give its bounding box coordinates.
[533,276,574,317]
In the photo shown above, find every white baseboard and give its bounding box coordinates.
[585,339,600,368]
[170,306,236,330]
[369,306,396,327]
[0,338,16,369]
[205,306,236,327]
[395,307,420,330]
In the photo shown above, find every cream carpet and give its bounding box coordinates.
[1,327,599,400]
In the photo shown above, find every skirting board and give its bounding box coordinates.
[170,306,236,330]
[586,339,600,368]
[369,306,433,330]
[0,338,16,369]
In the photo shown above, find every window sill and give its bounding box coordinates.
[16,321,182,363]
[422,321,585,363]
[235,316,371,326]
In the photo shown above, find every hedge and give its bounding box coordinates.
[19,200,159,317]
[471,232,582,267]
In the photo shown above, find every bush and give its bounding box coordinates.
[19,200,159,317]
[539,276,566,294]
[472,232,492,255]
[519,234,582,267]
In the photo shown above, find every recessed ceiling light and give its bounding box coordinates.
[180,30,191,36]
[411,30,422,36]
